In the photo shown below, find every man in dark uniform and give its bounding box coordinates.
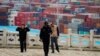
[40,21,52,56]
[16,24,30,53]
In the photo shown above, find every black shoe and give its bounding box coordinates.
[45,54,48,56]
[25,50,27,52]
[45,55,48,56]
[51,51,54,53]
[57,50,60,53]
[21,51,23,53]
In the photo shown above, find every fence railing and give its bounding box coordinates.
[0,29,100,50]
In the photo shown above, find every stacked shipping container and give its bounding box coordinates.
[0,0,99,33]
[0,5,10,26]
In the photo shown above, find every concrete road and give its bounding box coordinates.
[0,48,100,56]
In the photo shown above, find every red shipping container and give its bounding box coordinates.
[84,22,95,28]
[36,25,41,29]
[79,1,89,5]
[76,13,89,19]
[45,0,49,3]
[44,7,57,14]
[30,17,35,21]
[92,19,100,23]
[30,12,34,17]
[34,0,40,3]
[15,16,27,26]
[39,21,44,29]
[0,8,8,12]
[24,12,32,17]
[87,6,100,13]
[15,17,20,20]
[15,20,22,26]
[17,12,25,17]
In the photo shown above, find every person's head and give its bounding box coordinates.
[44,21,48,26]
[50,22,54,27]
[21,23,25,28]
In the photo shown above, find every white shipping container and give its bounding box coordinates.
[71,18,84,24]
[58,0,69,3]
[71,0,78,2]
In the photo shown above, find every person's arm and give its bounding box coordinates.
[57,27,59,36]
[49,27,52,34]
[16,27,20,31]
[39,28,43,40]
[26,27,30,32]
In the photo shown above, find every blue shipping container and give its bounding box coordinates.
[0,19,8,26]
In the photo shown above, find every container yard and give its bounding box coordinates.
[0,0,100,56]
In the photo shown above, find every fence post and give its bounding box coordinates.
[79,34,83,51]
[3,29,7,48]
[90,30,94,50]
[68,28,72,48]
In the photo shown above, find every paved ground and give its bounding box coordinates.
[0,48,100,56]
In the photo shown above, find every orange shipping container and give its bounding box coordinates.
[63,25,68,34]
[96,23,100,28]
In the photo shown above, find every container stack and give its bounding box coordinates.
[0,5,10,26]
[0,0,99,34]
[86,6,100,29]
[87,6,100,13]
[15,12,41,29]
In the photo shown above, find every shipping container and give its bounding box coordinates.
[92,19,100,23]
[83,22,95,28]
[96,23,100,28]
[76,13,89,19]
[0,8,8,12]
[63,24,68,34]
[0,12,8,16]
[0,5,10,12]
[68,23,79,32]
[0,19,8,26]
[71,18,84,24]
[0,16,8,19]
[17,12,25,17]
[87,6,100,13]
[39,21,44,29]
[78,24,91,33]
[58,0,69,3]
[71,2,81,5]
[34,0,40,3]
[61,14,75,23]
